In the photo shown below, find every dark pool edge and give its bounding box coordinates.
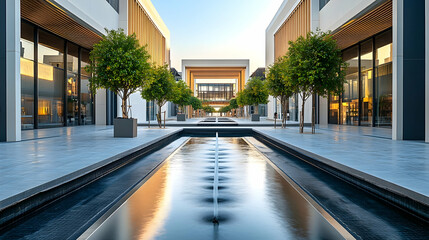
[75,137,191,240]
[252,129,429,222]
[0,129,183,227]
[243,137,356,240]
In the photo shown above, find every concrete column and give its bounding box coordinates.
[0,0,21,142]
[426,1,429,143]
[393,0,426,140]
[319,97,329,126]
[95,89,107,125]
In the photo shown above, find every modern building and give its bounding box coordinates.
[181,59,250,117]
[266,0,429,142]
[0,0,170,142]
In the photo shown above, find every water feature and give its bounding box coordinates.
[212,132,219,223]
[82,137,350,240]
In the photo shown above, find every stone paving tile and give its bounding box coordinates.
[0,126,180,202]
[255,126,429,196]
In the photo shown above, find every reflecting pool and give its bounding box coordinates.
[84,137,349,240]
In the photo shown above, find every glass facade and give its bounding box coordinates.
[319,0,331,10]
[329,29,392,128]
[374,31,392,127]
[20,22,35,129]
[196,84,234,101]
[342,46,359,126]
[289,94,299,121]
[20,20,94,129]
[146,101,157,121]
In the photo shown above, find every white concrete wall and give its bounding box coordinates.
[53,0,119,33]
[95,89,106,125]
[5,0,21,142]
[128,92,146,124]
[319,0,376,31]
[319,97,329,126]
[425,0,429,142]
[265,0,301,67]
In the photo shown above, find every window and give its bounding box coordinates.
[342,46,359,126]
[319,0,331,10]
[375,30,392,127]
[329,29,392,128]
[106,0,119,13]
[20,22,35,129]
[360,40,373,126]
[20,20,95,129]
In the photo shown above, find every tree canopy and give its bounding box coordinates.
[189,96,203,110]
[266,56,295,127]
[286,30,346,133]
[243,77,269,114]
[87,28,151,118]
[141,65,176,127]
[172,80,192,113]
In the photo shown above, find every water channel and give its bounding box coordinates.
[83,137,349,240]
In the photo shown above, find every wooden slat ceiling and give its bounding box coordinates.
[332,0,392,50]
[21,0,103,49]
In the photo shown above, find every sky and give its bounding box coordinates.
[151,0,284,74]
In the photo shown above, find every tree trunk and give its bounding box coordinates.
[157,103,162,128]
[254,105,259,114]
[282,97,288,128]
[300,94,305,133]
[122,96,128,118]
[312,94,316,134]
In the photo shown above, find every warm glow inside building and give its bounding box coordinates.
[266,0,429,141]
[0,0,170,142]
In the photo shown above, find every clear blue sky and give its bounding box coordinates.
[151,0,283,73]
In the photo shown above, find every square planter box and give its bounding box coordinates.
[114,118,137,138]
[177,113,186,121]
[251,114,260,122]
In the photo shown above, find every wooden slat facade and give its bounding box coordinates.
[128,0,167,66]
[332,0,392,50]
[274,0,311,60]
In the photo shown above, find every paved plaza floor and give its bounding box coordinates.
[255,125,429,197]
[0,126,181,207]
[0,120,428,210]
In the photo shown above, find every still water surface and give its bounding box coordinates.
[85,138,346,240]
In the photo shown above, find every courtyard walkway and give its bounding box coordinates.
[0,126,181,208]
[1,122,427,212]
[255,125,428,197]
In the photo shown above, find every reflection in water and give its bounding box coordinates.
[86,138,346,240]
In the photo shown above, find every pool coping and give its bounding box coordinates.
[252,128,429,221]
[0,129,183,226]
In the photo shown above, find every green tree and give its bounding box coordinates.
[243,77,269,114]
[229,98,238,109]
[141,65,176,128]
[189,96,202,111]
[266,57,295,127]
[287,31,346,133]
[229,98,239,117]
[87,29,151,119]
[236,91,248,117]
[173,81,192,113]
[203,105,215,113]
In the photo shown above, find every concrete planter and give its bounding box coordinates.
[114,118,137,138]
[177,113,186,121]
[251,114,260,122]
